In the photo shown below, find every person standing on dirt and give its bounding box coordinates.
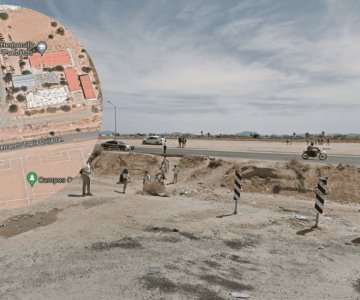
[172,165,179,183]
[160,156,169,179]
[143,170,151,185]
[80,158,93,196]
[118,169,130,193]
[163,139,167,154]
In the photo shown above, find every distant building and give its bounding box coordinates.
[12,73,35,88]
[64,68,81,92]
[79,74,96,99]
[34,72,58,85]
[29,50,72,68]
[26,86,68,109]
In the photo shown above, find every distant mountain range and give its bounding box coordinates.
[100,131,359,137]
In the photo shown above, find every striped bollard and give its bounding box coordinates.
[233,170,242,215]
[314,177,327,227]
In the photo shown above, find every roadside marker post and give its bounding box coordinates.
[314,177,328,227]
[233,170,242,215]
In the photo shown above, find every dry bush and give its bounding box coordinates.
[143,181,165,196]
[208,159,222,169]
[179,156,207,168]
[241,166,278,179]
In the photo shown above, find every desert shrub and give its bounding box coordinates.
[54,65,64,71]
[75,128,81,132]
[22,70,31,75]
[11,87,20,93]
[16,94,26,102]
[46,106,58,113]
[51,21,57,27]
[272,185,281,194]
[19,61,26,67]
[0,12,9,20]
[60,105,71,112]
[78,54,84,59]
[25,111,31,116]
[49,131,55,136]
[82,66,92,73]
[9,104,18,113]
[48,34,54,39]
[143,181,165,196]
[5,94,13,102]
[91,105,99,113]
[3,73,12,83]
[20,86,27,91]
[56,27,65,35]
[208,159,222,169]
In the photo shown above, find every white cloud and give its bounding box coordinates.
[11,0,360,134]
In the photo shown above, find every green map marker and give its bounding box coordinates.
[27,172,38,188]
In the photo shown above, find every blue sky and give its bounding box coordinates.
[5,0,360,134]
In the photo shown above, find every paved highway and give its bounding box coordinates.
[132,146,360,166]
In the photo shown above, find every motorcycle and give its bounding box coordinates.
[302,149,327,160]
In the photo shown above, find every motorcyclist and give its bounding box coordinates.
[306,142,320,157]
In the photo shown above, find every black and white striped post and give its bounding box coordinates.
[314,177,327,227]
[233,170,242,215]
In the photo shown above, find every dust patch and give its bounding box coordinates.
[146,227,200,241]
[203,260,221,269]
[90,237,142,250]
[157,236,181,243]
[82,198,108,209]
[146,226,179,233]
[199,274,253,291]
[224,237,259,250]
[0,208,61,238]
[179,232,200,240]
[178,283,226,300]
[229,255,252,264]
[141,276,177,293]
[141,276,226,299]
[353,278,360,294]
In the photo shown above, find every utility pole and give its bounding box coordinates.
[107,100,117,137]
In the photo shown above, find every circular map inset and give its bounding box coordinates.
[0,5,102,208]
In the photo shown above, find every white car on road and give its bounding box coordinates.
[142,136,165,145]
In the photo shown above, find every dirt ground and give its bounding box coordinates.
[0,153,359,300]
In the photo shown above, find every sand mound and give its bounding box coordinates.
[143,181,167,196]
[92,151,160,178]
